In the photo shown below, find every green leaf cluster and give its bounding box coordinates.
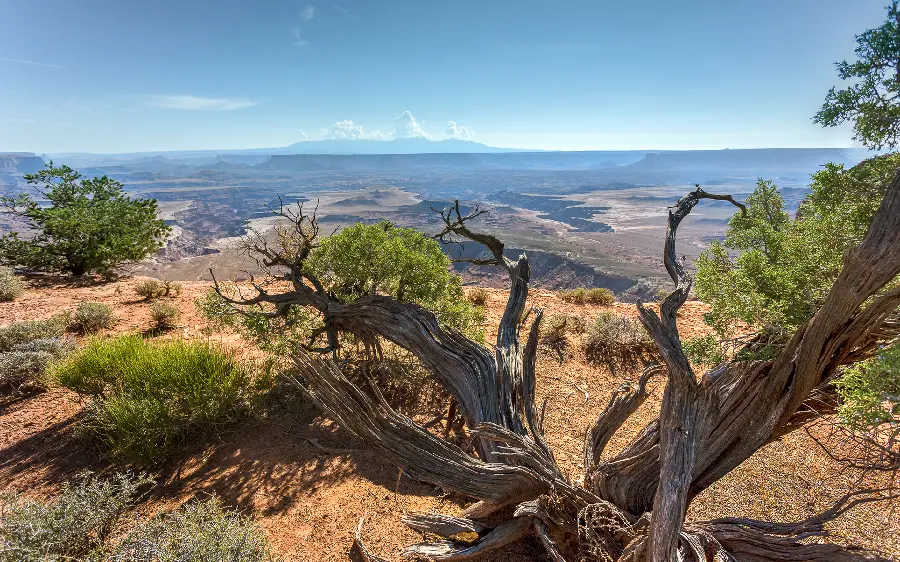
[815,1,900,149]
[0,164,171,276]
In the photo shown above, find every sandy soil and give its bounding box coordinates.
[1,277,897,560]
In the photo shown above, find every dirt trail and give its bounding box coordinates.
[1,278,897,560]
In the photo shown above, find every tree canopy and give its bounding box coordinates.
[0,164,170,276]
[815,0,900,149]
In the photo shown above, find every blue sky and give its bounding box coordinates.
[0,0,887,153]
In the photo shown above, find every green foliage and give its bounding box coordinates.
[306,221,483,336]
[584,312,654,371]
[52,335,271,465]
[149,301,180,331]
[695,154,900,338]
[0,472,151,562]
[682,334,726,368]
[135,278,182,300]
[200,221,485,352]
[70,302,116,334]
[107,497,279,562]
[836,344,900,430]
[559,287,616,305]
[814,1,900,149]
[0,164,171,276]
[0,267,24,302]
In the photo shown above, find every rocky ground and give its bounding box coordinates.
[0,276,897,560]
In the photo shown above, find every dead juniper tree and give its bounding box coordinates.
[212,176,900,561]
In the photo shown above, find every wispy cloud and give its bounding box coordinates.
[290,26,309,48]
[145,95,257,111]
[332,4,360,20]
[321,120,386,140]
[0,57,62,68]
[446,121,473,140]
[301,4,315,20]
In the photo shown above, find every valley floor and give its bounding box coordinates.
[1,277,897,560]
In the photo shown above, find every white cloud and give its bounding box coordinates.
[446,121,473,140]
[298,129,308,139]
[394,111,428,138]
[301,5,315,20]
[320,120,386,140]
[332,4,360,20]
[145,95,257,111]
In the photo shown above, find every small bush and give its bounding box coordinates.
[466,287,489,306]
[0,267,24,302]
[836,344,900,430]
[683,334,726,367]
[559,287,615,305]
[0,472,151,561]
[135,279,182,300]
[0,316,68,353]
[69,302,115,334]
[584,312,655,371]
[52,335,271,465]
[108,497,278,562]
[149,301,180,331]
[540,314,586,360]
[0,336,75,391]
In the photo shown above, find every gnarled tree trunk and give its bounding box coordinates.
[217,177,900,561]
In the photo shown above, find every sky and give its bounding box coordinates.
[0,0,888,153]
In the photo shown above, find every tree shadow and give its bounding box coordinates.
[20,273,116,290]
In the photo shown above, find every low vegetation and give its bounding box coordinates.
[69,302,115,334]
[134,278,183,300]
[539,313,585,360]
[558,287,615,305]
[466,287,489,306]
[682,334,726,368]
[108,497,279,562]
[0,266,24,302]
[583,311,654,371]
[0,316,72,391]
[51,335,271,465]
[149,301,180,331]
[0,472,151,562]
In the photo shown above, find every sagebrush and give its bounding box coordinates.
[70,302,115,334]
[559,287,615,305]
[584,311,654,371]
[0,267,24,302]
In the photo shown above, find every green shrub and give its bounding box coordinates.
[836,344,900,431]
[466,287,489,306]
[0,267,24,302]
[108,497,278,562]
[52,335,270,465]
[584,312,654,371]
[149,301,180,331]
[559,287,615,305]
[0,316,68,353]
[683,334,726,368]
[0,472,151,562]
[0,164,170,276]
[135,279,182,300]
[0,336,75,391]
[69,302,115,334]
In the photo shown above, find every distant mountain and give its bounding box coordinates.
[627,148,858,174]
[280,137,529,154]
[0,152,45,175]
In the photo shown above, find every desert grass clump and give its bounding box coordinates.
[558,287,615,305]
[69,302,115,334]
[51,335,271,465]
[135,278,182,300]
[466,287,489,306]
[0,266,24,302]
[0,472,152,562]
[108,497,278,562]
[584,311,655,372]
[539,314,586,361]
[149,301,180,331]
